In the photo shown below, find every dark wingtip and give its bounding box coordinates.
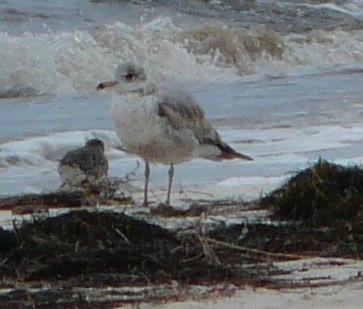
[201,138,253,161]
[234,152,253,161]
[217,142,253,161]
[219,151,253,161]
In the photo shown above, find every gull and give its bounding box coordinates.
[58,139,108,188]
[97,63,252,206]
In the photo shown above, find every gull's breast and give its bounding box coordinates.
[111,92,199,164]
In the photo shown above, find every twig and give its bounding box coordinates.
[194,214,221,266]
[197,235,221,266]
[123,161,141,182]
[204,237,320,260]
[115,228,130,245]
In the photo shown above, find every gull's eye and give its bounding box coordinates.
[96,82,106,90]
[125,73,135,81]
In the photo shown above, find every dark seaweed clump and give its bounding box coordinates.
[0,211,254,284]
[0,160,362,307]
[205,161,363,259]
[262,159,363,227]
[209,221,362,259]
[0,211,261,307]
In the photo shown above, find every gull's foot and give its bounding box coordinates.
[141,200,159,207]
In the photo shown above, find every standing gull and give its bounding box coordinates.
[97,63,252,206]
[58,139,108,188]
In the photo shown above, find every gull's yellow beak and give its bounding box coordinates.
[96,80,119,91]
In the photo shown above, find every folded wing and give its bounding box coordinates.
[156,91,253,161]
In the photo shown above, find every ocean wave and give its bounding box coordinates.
[178,23,284,74]
[0,18,362,96]
[0,130,121,169]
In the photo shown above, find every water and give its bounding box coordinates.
[0,0,362,203]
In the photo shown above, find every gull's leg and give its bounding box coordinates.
[165,163,174,206]
[143,160,150,207]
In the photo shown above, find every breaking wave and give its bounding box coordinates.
[0,17,362,97]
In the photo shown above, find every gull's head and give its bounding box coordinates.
[97,62,146,91]
[115,62,146,83]
[85,138,105,153]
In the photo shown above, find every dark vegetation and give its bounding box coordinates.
[0,211,252,283]
[0,160,362,307]
[264,159,363,225]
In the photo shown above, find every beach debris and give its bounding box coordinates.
[262,159,363,228]
[0,160,361,307]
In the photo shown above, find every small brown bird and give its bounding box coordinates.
[58,139,108,188]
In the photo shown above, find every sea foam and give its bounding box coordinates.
[0,18,362,97]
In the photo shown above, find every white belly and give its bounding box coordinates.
[58,164,87,187]
[111,92,198,164]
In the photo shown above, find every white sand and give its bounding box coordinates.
[126,280,363,309]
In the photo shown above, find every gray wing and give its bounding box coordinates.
[157,90,218,141]
[156,91,253,161]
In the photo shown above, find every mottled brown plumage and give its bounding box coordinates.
[58,139,108,188]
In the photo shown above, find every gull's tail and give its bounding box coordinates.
[217,142,253,161]
[200,138,253,161]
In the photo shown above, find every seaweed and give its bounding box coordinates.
[262,159,363,227]
[0,211,256,284]
[0,159,362,307]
